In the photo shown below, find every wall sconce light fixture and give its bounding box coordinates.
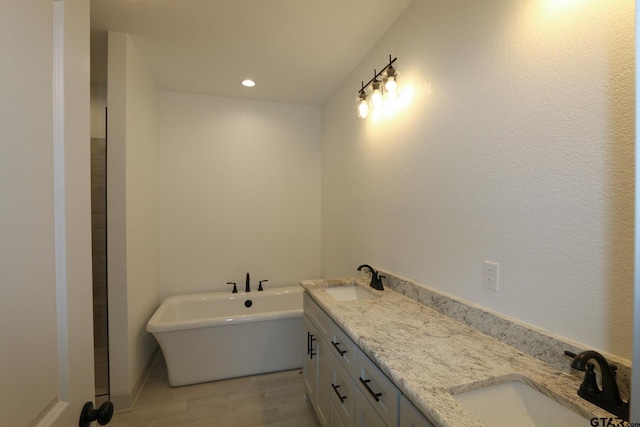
[355,55,398,119]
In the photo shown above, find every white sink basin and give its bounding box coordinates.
[454,381,588,426]
[323,285,378,301]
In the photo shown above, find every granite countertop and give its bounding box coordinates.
[301,277,612,427]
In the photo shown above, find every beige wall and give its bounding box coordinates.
[158,92,321,298]
[107,31,161,409]
[103,33,321,406]
[321,0,634,361]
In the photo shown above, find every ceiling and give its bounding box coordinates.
[90,0,414,106]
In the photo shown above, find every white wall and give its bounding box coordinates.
[159,92,321,298]
[322,0,634,361]
[107,31,161,409]
[125,35,161,392]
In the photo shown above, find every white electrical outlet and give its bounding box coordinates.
[483,261,499,291]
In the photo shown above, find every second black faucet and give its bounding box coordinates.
[357,264,385,290]
[570,350,628,421]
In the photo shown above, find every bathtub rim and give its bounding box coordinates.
[146,285,303,334]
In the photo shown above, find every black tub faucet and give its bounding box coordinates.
[245,272,251,292]
[357,264,384,290]
[570,350,628,421]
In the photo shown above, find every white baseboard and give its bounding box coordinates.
[112,345,160,413]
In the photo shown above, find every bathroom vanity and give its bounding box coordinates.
[304,291,432,427]
[301,276,615,427]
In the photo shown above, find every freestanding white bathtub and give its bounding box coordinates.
[146,285,303,387]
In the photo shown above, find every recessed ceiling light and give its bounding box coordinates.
[242,79,256,88]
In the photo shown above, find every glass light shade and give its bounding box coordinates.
[356,93,369,119]
[383,66,398,99]
[370,80,383,110]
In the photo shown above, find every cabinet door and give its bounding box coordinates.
[305,316,329,426]
[317,336,331,427]
[304,316,318,403]
[355,387,388,427]
[400,396,434,427]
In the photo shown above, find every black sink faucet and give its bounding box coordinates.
[570,350,629,421]
[245,272,251,292]
[357,264,384,290]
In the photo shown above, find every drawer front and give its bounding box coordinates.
[400,396,434,427]
[329,355,356,425]
[355,387,388,427]
[355,349,400,427]
[329,399,348,427]
[327,322,357,377]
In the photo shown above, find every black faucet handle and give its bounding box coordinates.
[581,363,600,394]
[258,280,268,291]
[227,282,238,293]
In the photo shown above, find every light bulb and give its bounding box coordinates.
[356,92,369,119]
[358,100,369,118]
[371,80,383,110]
[385,77,397,97]
[383,66,398,99]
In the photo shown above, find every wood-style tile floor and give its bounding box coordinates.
[110,355,320,427]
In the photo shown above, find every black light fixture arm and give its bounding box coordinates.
[357,55,397,94]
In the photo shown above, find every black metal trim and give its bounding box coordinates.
[357,55,397,95]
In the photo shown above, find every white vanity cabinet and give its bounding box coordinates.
[303,293,435,427]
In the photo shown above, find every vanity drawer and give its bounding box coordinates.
[355,349,400,427]
[355,387,387,426]
[329,400,348,427]
[327,321,357,377]
[330,354,356,425]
